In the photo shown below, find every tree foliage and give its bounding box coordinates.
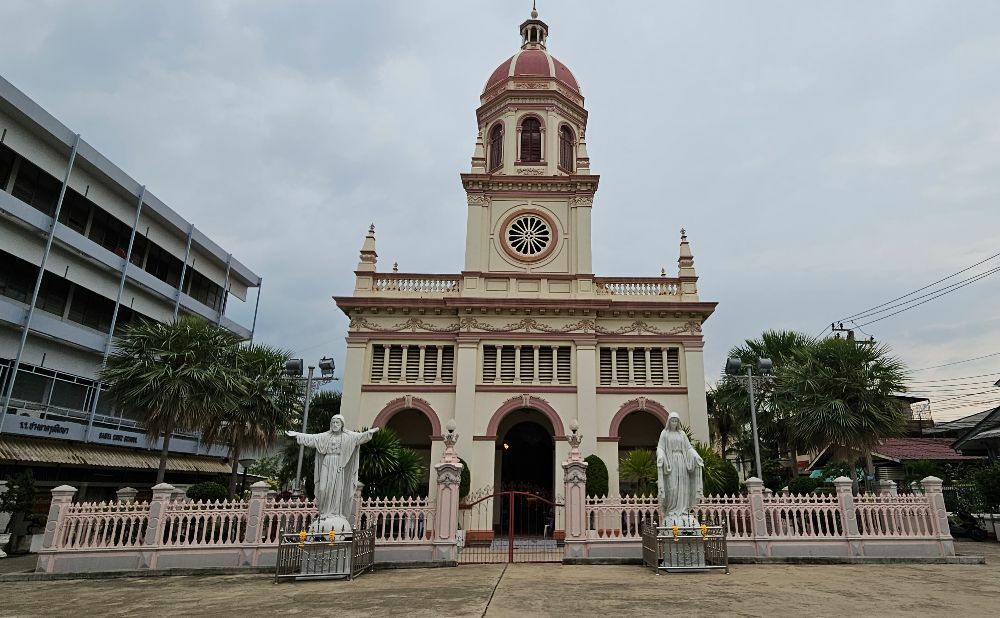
[459,457,471,500]
[358,427,423,498]
[101,316,244,483]
[584,454,609,497]
[186,481,229,502]
[202,343,298,498]
[778,338,907,456]
[619,449,657,496]
[1,471,36,534]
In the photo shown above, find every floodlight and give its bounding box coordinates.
[757,358,774,375]
[284,359,304,377]
[724,357,742,375]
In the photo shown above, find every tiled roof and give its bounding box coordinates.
[874,438,982,462]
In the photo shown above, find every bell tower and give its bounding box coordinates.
[462,6,598,287]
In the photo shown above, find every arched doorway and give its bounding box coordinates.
[384,408,433,496]
[495,408,555,497]
[618,410,664,496]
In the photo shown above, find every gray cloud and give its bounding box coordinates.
[3,0,999,419]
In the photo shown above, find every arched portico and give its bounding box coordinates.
[483,394,567,440]
[372,396,443,440]
[607,397,668,440]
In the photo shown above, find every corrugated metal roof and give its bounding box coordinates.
[0,436,230,473]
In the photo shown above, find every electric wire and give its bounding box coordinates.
[856,265,1000,327]
[838,249,1000,322]
[908,352,1000,372]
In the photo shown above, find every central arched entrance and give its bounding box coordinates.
[495,408,555,497]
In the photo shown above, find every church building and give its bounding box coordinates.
[335,9,716,498]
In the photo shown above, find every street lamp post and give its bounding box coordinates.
[285,357,336,494]
[725,357,773,480]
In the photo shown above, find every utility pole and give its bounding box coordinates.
[830,322,876,345]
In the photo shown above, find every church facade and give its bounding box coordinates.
[335,10,716,498]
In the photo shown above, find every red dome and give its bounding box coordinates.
[484,49,581,95]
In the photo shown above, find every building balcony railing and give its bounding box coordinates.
[593,277,681,297]
[372,274,461,295]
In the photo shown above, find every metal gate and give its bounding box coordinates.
[457,490,564,563]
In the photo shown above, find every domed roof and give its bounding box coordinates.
[484,49,581,95]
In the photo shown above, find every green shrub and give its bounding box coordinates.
[762,459,788,492]
[186,481,229,502]
[904,459,943,486]
[459,457,471,500]
[713,458,741,496]
[787,476,819,495]
[972,461,1000,512]
[585,455,609,497]
[821,460,856,483]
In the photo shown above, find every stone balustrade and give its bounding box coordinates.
[594,277,681,297]
[372,274,461,295]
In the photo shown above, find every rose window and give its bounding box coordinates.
[505,214,552,257]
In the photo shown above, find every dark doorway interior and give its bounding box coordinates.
[499,420,554,497]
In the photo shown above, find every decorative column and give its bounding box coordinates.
[433,420,464,562]
[921,476,955,556]
[745,477,769,558]
[116,487,138,503]
[562,421,588,560]
[34,485,77,571]
[833,476,861,557]
[878,480,898,496]
[142,482,175,569]
[243,481,270,566]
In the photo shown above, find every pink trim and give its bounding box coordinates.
[607,398,668,439]
[362,384,457,392]
[372,397,443,439]
[499,208,559,264]
[476,385,577,393]
[596,387,687,395]
[482,395,567,439]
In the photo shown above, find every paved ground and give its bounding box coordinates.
[0,543,998,617]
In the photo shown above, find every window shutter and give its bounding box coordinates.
[633,348,647,384]
[650,348,665,385]
[500,346,516,383]
[667,348,680,385]
[557,346,572,384]
[538,347,554,383]
[423,345,438,382]
[370,344,385,383]
[599,348,612,385]
[440,346,455,384]
[483,345,498,383]
[519,346,535,383]
[615,348,629,385]
[387,345,403,383]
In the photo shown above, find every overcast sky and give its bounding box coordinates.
[3,0,999,420]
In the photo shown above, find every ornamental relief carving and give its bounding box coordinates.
[569,196,593,206]
[467,194,492,207]
[349,316,703,336]
[516,168,546,176]
[514,81,549,89]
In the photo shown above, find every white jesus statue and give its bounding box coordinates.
[286,415,378,534]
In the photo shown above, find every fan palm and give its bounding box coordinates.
[619,449,657,496]
[777,337,907,479]
[359,427,423,498]
[100,317,244,484]
[201,343,297,498]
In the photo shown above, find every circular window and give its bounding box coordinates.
[505,213,553,258]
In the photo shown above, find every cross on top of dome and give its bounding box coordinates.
[520,1,548,49]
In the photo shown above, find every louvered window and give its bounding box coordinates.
[615,349,629,385]
[538,347,554,383]
[440,346,455,383]
[423,345,439,382]
[519,346,534,383]
[369,343,455,384]
[489,123,503,170]
[598,346,682,387]
[557,346,572,384]
[650,348,664,385]
[500,346,516,383]
[559,125,574,171]
[634,348,647,383]
[599,348,612,385]
[483,345,498,383]
[520,118,542,162]
[371,345,386,383]
[387,345,403,382]
[666,348,680,386]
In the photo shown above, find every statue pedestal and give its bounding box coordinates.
[661,532,706,569]
[309,515,353,538]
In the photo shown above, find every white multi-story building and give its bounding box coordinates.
[0,75,261,498]
[335,11,717,498]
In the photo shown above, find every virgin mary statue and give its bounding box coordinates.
[656,412,704,526]
[286,415,378,533]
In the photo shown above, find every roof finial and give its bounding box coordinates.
[531,0,538,19]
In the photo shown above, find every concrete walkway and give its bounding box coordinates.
[0,543,997,617]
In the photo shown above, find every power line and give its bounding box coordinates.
[839,249,1000,322]
[856,265,1000,327]
[909,372,1000,384]
[909,352,1000,372]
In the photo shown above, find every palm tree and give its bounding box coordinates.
[777,337,908,485]
[101,317,243,484]
[619,449,657,496]
[359,427,423,498]
[707,381,747,459]
[202,343,298,498]
[728,330,815,475]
